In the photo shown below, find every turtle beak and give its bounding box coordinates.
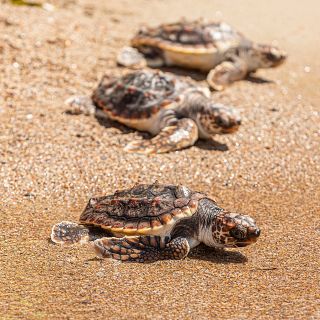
[222,123,241,134]
[221,117,242,134]
[234,228,261,247]
[266,47,287,67]
[272,51,287,67]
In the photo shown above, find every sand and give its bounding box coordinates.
[0,0,319,319]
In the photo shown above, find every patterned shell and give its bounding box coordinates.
[132,19,251,51]
[92,70,189,120]
[79,183,205,235]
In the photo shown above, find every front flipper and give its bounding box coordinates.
[124,118,198,154]
[93,236,190,262]
[207,59,248,91]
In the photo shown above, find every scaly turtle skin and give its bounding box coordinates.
[117,19,287,90]
[66,69,241,154]
[51,183,260,262]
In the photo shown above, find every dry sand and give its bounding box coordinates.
[0,0,319,319]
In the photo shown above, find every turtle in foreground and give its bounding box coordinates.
[66,69,241,154]
[51,183,260,262]
[117,19,287,90]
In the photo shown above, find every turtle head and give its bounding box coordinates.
[197,103,241,137]
[251,44,287,69]
[211,212,260,248]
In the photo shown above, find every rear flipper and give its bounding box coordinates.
[117,46,165,69]
[65,96,96,116]
[207,59,248,91]
[124,118,198,154]
[93,236,190,262]
[117,46,147,69]
[51,221,90,245]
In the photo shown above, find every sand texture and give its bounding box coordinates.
[0,0,319,319]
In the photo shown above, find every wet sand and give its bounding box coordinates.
[0,0,319,319]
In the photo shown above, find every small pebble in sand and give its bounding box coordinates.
[304,66,311,73]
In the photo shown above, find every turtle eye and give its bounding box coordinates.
[265,51,281,63]
[216,117,224,126]
[266,53,275,61]
[230,226,247,240]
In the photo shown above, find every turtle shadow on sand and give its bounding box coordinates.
[95,116,163,148]
[82,245,248,264]
[96,114,230,153]
[95,114,133,134]
[195,139,229,152]
[160,66,207,82]
[188,244,248,264]
[245,73,274,84]
[49,246,247,264]
[66,110,229,153]
[158,66,274,88]
[64,110,136,135]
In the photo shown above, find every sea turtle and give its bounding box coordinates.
[51,183,260,262]
[66,69,241,154]
[117,19,287,90]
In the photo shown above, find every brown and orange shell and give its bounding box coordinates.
[91,70,187,120]
[131,19,246,53]
[79,183,206,236]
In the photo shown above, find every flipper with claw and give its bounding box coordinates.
[124,118,198,154]
[207,59,248,91]
[93,236,190,262]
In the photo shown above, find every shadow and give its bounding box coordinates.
[140,66,274,87]
[195,139,229,152]
[95,114,133,134]
[87,226,114,240]
[83,244,246,265]
[188,244,248,264]
[66,110,231,153]
[160,66,207,82]
[97,116,153,144]
[47,237,54,244]
[64,108,134,134]
[246,74,274,84]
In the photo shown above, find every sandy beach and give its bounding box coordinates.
[0,0,319,319]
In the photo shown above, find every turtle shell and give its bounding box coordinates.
[92,70,189,120]
[132,19,251,53]
[79,183,205,236]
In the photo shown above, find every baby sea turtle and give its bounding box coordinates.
[66,69,241,154]
[117,19,287,90]
[51,183,260,262]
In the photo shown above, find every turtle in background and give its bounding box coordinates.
[117,19,287,91]
[51,183,260,263]
[66,69,241,154]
